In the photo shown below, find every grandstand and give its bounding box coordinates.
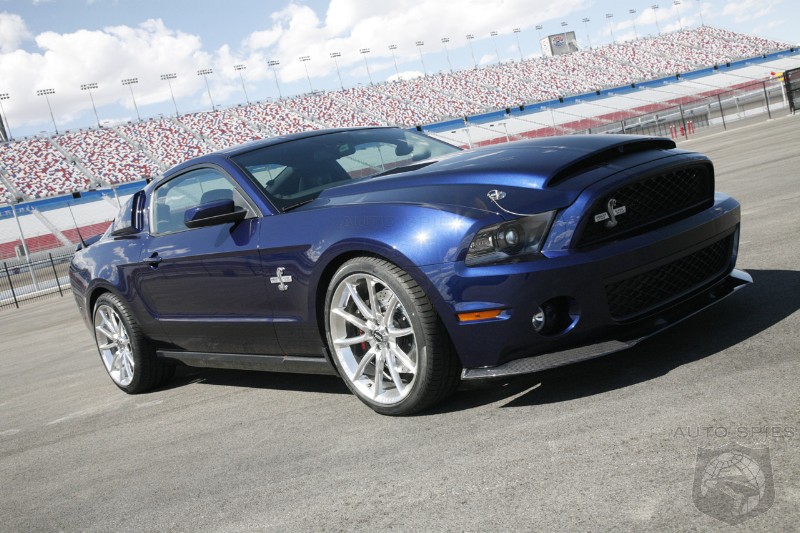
[0,26,796,259]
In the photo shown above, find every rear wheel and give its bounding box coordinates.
[324,257,460,415]
[93,293,174,393]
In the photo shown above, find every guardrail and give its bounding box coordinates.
[0,251,73,310]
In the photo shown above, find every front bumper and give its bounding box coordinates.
[460,269,751,379]
[417,193,748,373]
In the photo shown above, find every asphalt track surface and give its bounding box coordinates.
[1,115,799,531]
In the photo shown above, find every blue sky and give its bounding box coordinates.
[0,0,797,137]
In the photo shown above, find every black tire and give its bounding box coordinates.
[92,293,174,393]
[324,257,460,415]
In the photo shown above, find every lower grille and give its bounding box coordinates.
[606,234,733,321]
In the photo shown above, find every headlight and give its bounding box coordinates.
[466,211,555,266]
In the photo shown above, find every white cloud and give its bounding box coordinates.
[0,18,213,128]
[0,12,32,53]
[238,0,588,83]
[722,0,784,22]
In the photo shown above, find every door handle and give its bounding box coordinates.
[144,253,162,266]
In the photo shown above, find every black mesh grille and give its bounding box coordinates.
[577,165,713,247]
[606,234,733,321]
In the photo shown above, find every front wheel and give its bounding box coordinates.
[324,257,460,415]
[93,293,174,393]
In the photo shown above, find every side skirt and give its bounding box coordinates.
[156,350,338,376]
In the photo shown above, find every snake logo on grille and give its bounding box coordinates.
[594,198,627,229]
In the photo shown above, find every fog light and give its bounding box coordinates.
[532,307,547,332]
[532,298,580,336]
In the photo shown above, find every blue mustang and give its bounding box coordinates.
[70,127,751,415]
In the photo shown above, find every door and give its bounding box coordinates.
[137,166,280,355]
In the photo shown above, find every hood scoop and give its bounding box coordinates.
[545,136,676,187]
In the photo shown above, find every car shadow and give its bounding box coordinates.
[423,269,800,415]
[162,366,351,395]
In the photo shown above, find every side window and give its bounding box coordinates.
[151,168,250,235]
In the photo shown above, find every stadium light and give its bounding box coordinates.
[36,88,58,134]
[80,83,101,128]
[415,41,427,76]
[160,73,179,117]
[513,28,524,61]
[582,18,592,50]
[605,13,616,44]
[197,69,215,111]
[490,31,500,64]
[388,45,400,78]
[440,38,453,73]
[121,78,141,121]
[465,35,477,68]
[696,0,704,27]
[629,9,639,40]
[233,64,250,104]
[674,0,683,31]
[267,60,282,100]
[652,5,662,35]
[0,93,14,141]
[359,48,373,85]
[299,56,313,92]
[329,52,344,91]
[535,24,544,45]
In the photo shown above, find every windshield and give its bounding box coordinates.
[231,128,460,211]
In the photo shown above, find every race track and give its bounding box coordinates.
[1,115,799,531]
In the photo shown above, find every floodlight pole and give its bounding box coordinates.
[36,88,58,134]
[582,18,592,49]
[121,78,141,121]
[490,31,500,64]
[388,45,400,78]
[440,38,453,72]
[606,14,616,44]
[360,48,373,85]
[674,1,683,31]
[513,28,523,60]
[0,93,13,141]
[696,0,704,26]
[415,41,427,76]
[80,82,101,127]
[465,35,477,68]
[330,52,344,90]
[652,5,662,35]
[299,56,313,92]
[268,60,282,99]
[234,64,250,104]
[160,73,179,117]
[629,10,639,40]
[197,69,215,111]
[560,22,569,50]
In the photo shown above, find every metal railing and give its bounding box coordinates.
[0,250,73,310]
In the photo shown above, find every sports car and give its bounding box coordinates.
[70,127,751,415]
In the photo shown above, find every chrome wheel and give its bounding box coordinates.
[94,303,134,387]
[329,273,418,406]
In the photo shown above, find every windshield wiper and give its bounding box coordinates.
[281,197,317,212]
[371,161,437,178]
